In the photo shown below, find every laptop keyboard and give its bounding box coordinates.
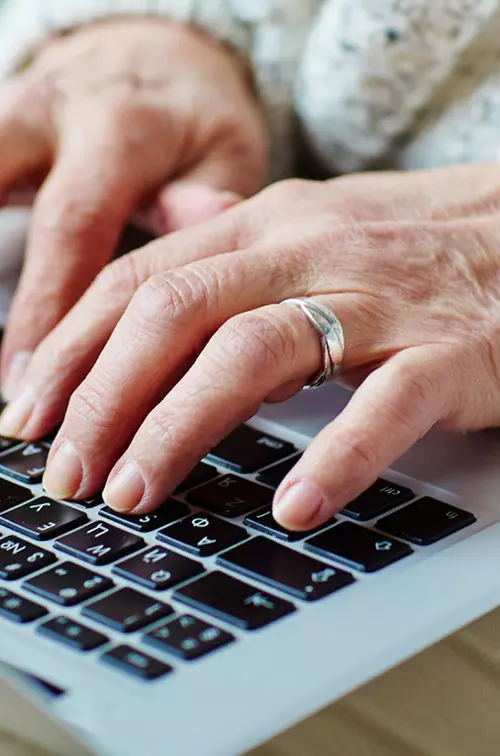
[0,424,478,682]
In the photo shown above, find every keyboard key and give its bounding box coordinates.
[0,478,34,513]
[113,546,204,591]
[174,463,219,494]
[244,508,335,543]
[0,587,47,623]
[158,513,248,556]
[257,454,302,488]
[0,499,87,541]
[38,616,108,651]
[25,562,113,606]
[377,497,476,545]
[218,537,354,601]
[102,645,172,681]
[69,495,103,509]
[306,522,412,573]
[175,571,295,630]
[101,499,189,533]
[0,536,55,579]
[55,522,144,565]
[0,443,48,483]
[187,476,272,518]
[342,479,415,521]
[206,425,296,474]
[144,615,234,660]
[83,588,173,633]
[0,437,23,454]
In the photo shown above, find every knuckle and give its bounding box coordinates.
[338,428,377,478]
[214,310,292,376]
[130,265,214,331]
[34,195,111,242]
[66,379,116,433]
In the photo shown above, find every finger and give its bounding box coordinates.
[102,301,334,514]
[0,117,158,400]
[150,135,266,234]
[41,250,313,502]
[272,344,458,531]
[0,207,244,440]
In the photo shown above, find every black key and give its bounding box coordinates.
[306,522,412,573]
[206,425,296,474]
[244,508,335,543]
[0,437,23,454]
[0,498,87,541]
[144,615,234,661]
[257,453,302,488]
[0,478,33,513]
[25,562,113,606]
[174,463,219,494]
[101,499,189,533]
[55,522,144,565]
[0,442,48,483]
[0,587,47,623]
[218,537,354,601]
[113,546,204,591]
[342,479,415,521]
[175,571,295,630]
[38,616,108,651]
[187,475,272,518]
[83,588,173,633]
[158,513,247,556]
[0,536,55,579]
[102,645,172,681]
[69,495,103,510]
[377,497,476,545]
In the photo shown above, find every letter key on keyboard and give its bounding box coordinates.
[218,537,354,601]
[0,536,55,579]
[101,500,189,533]
[101,645,173,681]
[0,443,49,483]
[38,617,108,651]
[55,522,144,565]
[244,508,335,542]
[0,588,47,623]
[377,497,476,545]
[174,571,295,630]
[83,588,173,632]
[187,476,272,518]
[0,499,87,540]
[257,454,303,488]
[113,546,204,590]
[342,479,415,521]
[25,562,113,606]
[306,522,412,572]
[0,478,33,513]
[157,513,248,556]
[174,463,219,494]
[207,425,296,473]
[144,615,234,660]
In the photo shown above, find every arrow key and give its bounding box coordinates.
[306,522,412,573]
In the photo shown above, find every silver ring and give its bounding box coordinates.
[282,297,345,389]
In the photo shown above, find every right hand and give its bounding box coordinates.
[0,17,267,399]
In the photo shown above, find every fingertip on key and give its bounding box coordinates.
[0,385,36,438]
[43,440,83,500]
[272,478,326,531]
[2,350,32,402]
[103,460,146,513]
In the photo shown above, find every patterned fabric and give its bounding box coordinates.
[1,0,500,177]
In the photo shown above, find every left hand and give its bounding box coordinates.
[2,163,500,531]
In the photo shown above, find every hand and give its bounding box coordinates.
[0,17,267,398]
[3,163,500,531]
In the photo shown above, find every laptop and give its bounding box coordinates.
[1,213,500,755]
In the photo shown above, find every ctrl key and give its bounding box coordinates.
[102,645,173,681]
[0,588,47,623]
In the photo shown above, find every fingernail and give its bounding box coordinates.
[0,386,36,438]
[2,350,33,401]
[43,440,83,499]
[104,460,145,513]
[273,479,325,528]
